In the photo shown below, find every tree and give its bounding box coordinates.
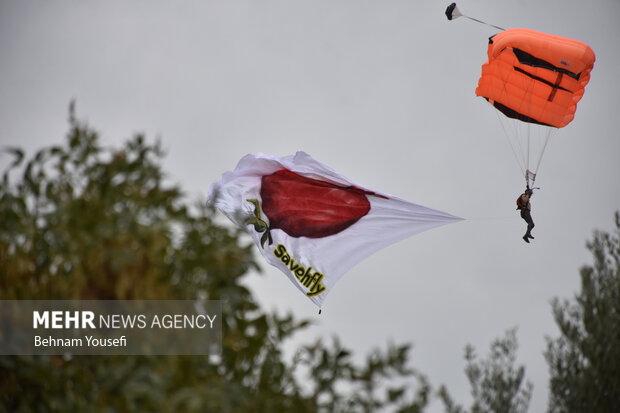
[545,212,620,413]
[439,328,533,413]
[294,337,430,413]
[0,104,430,412]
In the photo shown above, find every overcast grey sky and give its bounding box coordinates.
[2,1,619,411]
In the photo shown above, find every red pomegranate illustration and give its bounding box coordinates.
[247,169,384,246]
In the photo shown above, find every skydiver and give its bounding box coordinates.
[517,188,535,243]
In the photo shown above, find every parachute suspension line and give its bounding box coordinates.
[528,79,556,187]
[494,105,550,190]
[532,129,552,182]
[523,125,553,188]
[495,109,526,177]
[521,79,543,188]
[523,79,535,187]
[493,62,530,179]
[525,124,535,187]
[526,125,531,181]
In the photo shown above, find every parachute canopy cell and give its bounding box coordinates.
[208,152,463,308]
[475,28,595,128]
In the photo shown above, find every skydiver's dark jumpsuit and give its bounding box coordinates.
[518,192,535,240]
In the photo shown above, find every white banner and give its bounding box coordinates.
[209,152,462,308]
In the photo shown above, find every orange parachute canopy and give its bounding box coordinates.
[475,28,595,128]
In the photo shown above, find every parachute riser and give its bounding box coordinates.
[525,169,536,189]
[524,170,540,192]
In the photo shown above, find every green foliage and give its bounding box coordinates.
[0,103,303,411]
[293,338,430,413]
[439,328,533,413]
[0,103,258,302]
[545,212,620,413]
[0,104,430,412]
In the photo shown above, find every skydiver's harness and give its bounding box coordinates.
[516,186,539,210]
